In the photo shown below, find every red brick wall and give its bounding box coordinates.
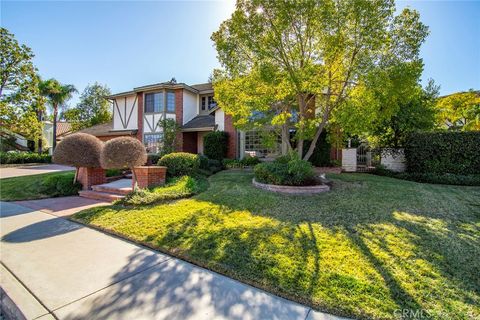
[175,89,183,151]
[133,166,166,188]
[136,92,144,142]
[77,167,106,190]
[182,132,197,153]
[224,114,237,159]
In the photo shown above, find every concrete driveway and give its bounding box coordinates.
[0,164,74,179]
[0,201,345,320]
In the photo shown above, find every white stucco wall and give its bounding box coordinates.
[183,90,197,125]
[197,132,206,154]
[215,109,225,131]
[381,149,406,172]
[113,94,138,130]
[342,148,357,172]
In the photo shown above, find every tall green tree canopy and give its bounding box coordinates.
[212,0,429,159]
[0,27,43,142]
[435,90,480,131]
[63,82,112,131]
[39,78,77,150]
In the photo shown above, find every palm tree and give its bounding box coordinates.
[39,79,77,151]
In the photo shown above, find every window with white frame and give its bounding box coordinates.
[244,130,280,158]
[144,133,163,153]
[166,91,175,113]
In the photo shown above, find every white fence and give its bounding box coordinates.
[342,148,406,172]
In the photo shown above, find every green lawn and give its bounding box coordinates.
[0,171,77,201]
[73,171,480,319]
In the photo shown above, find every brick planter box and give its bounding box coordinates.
[77,167,106,190]
[252,178,330,195]
[133,166,167,189]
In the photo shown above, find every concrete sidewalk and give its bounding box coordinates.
[0,201,347,320]
[0,164,74,179]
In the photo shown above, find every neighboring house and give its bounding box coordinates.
[43,121,73,154]
[79,80,248,158]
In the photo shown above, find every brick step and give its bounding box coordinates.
[91,184,132,195]
[78,190,125,202]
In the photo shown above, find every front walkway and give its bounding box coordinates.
[0,201,345,320]
[0,164,74,179]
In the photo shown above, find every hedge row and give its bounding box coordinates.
[405,131,480,174]
[373,166,480,186]
[0,152,52,164]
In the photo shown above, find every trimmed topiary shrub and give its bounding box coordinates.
[158,152,200,177]
[100,137,147,169]
[254,153,315,186]
[53,133,103,168]
[204,131,229,161]
[53,133,104,184]
[405,131,480,174]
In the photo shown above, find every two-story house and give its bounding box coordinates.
[78,79,245,158]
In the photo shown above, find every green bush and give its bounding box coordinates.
[223,156,260,169]
[0,152,52,164]
[106,169,123,177]
[405,131,480,174]
[147,153,161,165]
[204,131,229,161]
[254,154,315,186]
[158,152,200,177]
[119,175,207,205]
[373,166,480,186]
[198,154,209,170]
[42,173,82,197]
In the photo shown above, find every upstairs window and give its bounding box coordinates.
[201,97,206,111]
[166,91,175,113]
[208,96,216,110]
[144,92,163,113]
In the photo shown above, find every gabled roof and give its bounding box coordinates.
[56,122,72,137]
[182,115,215,131]
[107,81,215,99]
[190,83,213,93]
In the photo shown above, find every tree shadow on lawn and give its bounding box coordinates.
[77,171,480,319]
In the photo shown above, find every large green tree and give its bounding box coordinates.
[39,79,77,150]
[63,82,112,131]
[435,90,480,131]
[0,28,44,146]
[212,0,429,160]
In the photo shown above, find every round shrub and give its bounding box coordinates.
[53,133,103,168]
[101,137,147,169]
[158,152,200,177]
[204,131,229,161]
[254,154,315,186]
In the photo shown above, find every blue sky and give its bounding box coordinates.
[1,0,479,105]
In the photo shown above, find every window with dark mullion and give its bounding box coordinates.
[144,92,163,113]
[166,91,175,113]
[201,97,206,111]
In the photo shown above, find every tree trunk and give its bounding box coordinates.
[303,121,327,161]
[73,167,78,184]
[281,123,292,155]
[52,104,58,151]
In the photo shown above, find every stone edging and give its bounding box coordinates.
[252,178,330,195]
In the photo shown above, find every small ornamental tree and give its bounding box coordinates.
[52,133,104,183]
[204,131,229,161]
[100,137,147,184]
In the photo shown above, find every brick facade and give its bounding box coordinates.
[77,167,106,190]
[224,114,237,159]
[133,166,167,188]
[182,132,198,153]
